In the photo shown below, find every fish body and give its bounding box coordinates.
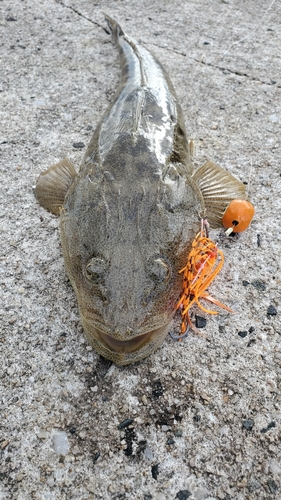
[35,17,246,365]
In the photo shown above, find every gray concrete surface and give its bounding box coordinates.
[1,0,281,499]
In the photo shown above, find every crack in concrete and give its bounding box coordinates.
[147,41,278,87]
[193,57,279,87]
[56,1,279,88]
[143,41,187,57]
[55,0,108,33]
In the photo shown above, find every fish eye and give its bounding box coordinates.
[147,256,170,284]
[85,257,108,283]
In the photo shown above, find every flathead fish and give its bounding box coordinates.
[35,16,246,365]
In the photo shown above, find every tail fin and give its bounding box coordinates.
[104,14,124,41]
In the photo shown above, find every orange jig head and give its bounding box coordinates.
[222,199,255,235]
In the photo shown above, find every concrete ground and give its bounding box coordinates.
[1,0,281,499]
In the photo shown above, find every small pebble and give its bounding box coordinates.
[46,476,55,487]
[176,490,192,500]
[268,459,281,475]
[247,338,256,347]
[151,464,159,480]
[249,326,255,333]
[247,478,261,492]
[73,141,85,149]
[260,421,276,433]
[118,418,134,430]
[251,280,266,291]
[137,440,147,454]
[52,431,69,455]
[242,280,250,286]
[166,437,175,445]
[268,479,279,494]
[242,419,254,430]
[72,446,81,455]
[195,488,210,500]
[195,316,207,328]
[173,429,183,437]
[162,425,169,432]
[152,380,164,399]
[267,305,277,316]
[200,392,211,402]
[37,430,48,439]
[96,356,112,377]
[238,331,247,338]
[93,452,100,463]
[86,483,96,493]
[269,444,277,454]
[144,448,154,460]
[155,494,166,500]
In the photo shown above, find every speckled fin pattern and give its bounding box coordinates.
[34,159,76,215]
[192,161,247,227]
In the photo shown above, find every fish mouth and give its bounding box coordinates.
[97,327,162,353]
[81,316,171,364]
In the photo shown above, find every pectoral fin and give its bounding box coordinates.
[34,159,76,215]
[192,161,246,227]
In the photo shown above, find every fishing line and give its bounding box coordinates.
[222,0,277,58]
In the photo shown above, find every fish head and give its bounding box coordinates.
[60,169,203,364]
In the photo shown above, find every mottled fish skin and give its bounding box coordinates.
[58,17,204,364]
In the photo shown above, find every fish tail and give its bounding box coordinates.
[104,14,124,41]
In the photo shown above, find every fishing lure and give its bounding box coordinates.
[175,197,254,338]
[175,220,233,337]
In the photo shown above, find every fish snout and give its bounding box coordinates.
[81,314,171,361]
